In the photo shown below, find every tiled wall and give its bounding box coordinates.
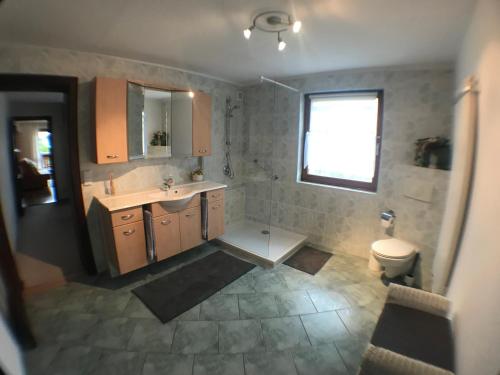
[0,45,453,289]
[0,44,246,270]
[241,68,453,290]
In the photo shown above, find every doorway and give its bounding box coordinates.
[11,116,59,209]
[0,75,96,295]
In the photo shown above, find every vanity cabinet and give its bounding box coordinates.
[99,186,224,276]
[153,213,181,261]
[104,206,148,275]
[150,194,203,257]
[93,77,128,164]
[180,206,203,250]
[206,189,225,240]
[113,221,148,274]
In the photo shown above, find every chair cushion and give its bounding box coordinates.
[371,302,454,372]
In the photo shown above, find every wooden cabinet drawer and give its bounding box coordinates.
[179,206,203,251]
[207,199,224,240]
[206,189,224,202]
[153,213,181,261]
[113,221,147,274]
[151,193,200,217]
[111,207,143,227]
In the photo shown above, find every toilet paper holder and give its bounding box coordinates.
[380,210,396,228]
[381,210,396,221]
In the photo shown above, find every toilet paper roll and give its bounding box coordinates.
[381,218,394,228]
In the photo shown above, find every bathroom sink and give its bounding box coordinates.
[149,187,196,209]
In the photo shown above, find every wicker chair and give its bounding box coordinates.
[358,283,454,375]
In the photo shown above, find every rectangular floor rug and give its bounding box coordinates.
[133,251,255,323]
[284,246,332,275]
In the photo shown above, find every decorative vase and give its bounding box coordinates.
[192,174,204,182]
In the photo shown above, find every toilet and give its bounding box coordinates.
[370,238,418,278]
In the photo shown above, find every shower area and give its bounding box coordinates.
[218,77,308,265]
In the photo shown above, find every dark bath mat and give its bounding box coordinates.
[284,246,332,275]
[133,251,255,323]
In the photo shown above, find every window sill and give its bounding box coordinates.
[296,179,377,195]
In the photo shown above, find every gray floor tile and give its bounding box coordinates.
[220,274,255,294]
[337,307,378,340]
[174,304,201,321]
[56,312,99,344]
[261,316,310,351]
[275,291,317,316]
[87,317,137,349]
[26,287,70,310]
[127,318,177,353]
[244,351,298,375]
[87,290,131,316]
[339,283,382,307]
[25,344,60,375]
[281,269,321,291]
[335,336,370,375]
[142,353,194,375]
[292,344,349,375]
[171,321,219,354]
[193,354,244,375]
[122,296,156,319]
[28,308,62,344]
[308,290,351,312]
[238,293,279,319]
[88,350,145,375]
[218,319,264,353]
[45,345,101,375]
[301,311,350,345]
[199,294,239,321]
[253,272,289,293]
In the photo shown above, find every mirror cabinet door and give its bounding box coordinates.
[127,82,145,160]
[171,92,194,157]
[143,87,172,158]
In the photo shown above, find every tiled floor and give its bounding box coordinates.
[24,242,387,375]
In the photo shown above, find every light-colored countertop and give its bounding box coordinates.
[96,180,227,212]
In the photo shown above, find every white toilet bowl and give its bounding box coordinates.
[371,238,418,278]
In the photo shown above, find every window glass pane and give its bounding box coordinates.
[306,94,379,183]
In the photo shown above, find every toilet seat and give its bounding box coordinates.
[372,238,416,259]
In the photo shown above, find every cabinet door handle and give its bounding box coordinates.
[161,219,171,225]
[121,214,134,220]
[106,154,119,159]
[123,229,135,236]
[212,205,219,210]
[185,214,195,217]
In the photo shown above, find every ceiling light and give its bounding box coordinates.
[243,26,253,40]
[292,20,302,33]
[278,34,286,51]
[243,11,300,50]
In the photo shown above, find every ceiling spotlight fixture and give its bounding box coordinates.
[292,20,302,33]
[243,26,254,40]
[243,11,301,51]
[277,33,286,51]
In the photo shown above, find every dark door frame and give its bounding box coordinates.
[0,74,97,275]
[10,115,58,214]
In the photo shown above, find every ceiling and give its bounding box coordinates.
[0,0,475,84]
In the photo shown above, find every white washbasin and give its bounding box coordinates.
[149,186,196,209]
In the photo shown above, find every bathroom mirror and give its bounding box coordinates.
[127,83,173,159]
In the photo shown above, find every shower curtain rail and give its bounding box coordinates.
[260,76,299,92]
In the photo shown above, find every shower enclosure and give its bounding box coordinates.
[219,77,307,265]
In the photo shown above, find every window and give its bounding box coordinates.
[301,90,383,192]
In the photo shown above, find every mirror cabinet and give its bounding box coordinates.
[93,77,211,164]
